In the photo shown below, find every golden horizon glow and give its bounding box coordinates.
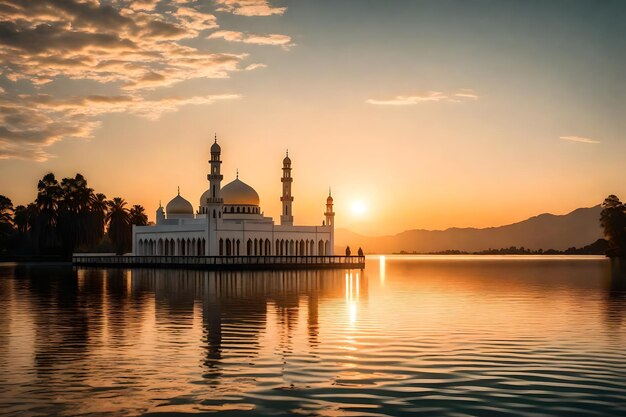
[1,1,624,235]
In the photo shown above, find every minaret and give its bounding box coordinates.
[325,188,335,227]
[325,189,335,255]
[207,134,223,206]
[156,200,165,224]
[280,150,293,226]
[205,134,224,256]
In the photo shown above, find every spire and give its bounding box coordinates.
[286,149,288,157]
[159,199,162,208]
[236,169,239,179]
[214,133,217,143]
[329,187,332,197]
[177,186,180,195]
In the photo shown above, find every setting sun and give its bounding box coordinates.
[351,201,367,216]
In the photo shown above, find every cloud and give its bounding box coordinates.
[245,63,267,71]
[453,89,479,100]
[366,90,478,106]
[0,93,240,161]
[208,30,292,47]
[214,0,286,16]
[559,136,600,144]
[0,0,289,161]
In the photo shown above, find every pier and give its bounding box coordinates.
[72,255,365,271]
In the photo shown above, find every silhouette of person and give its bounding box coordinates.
[345,246,351,256]
[358,247,364,257]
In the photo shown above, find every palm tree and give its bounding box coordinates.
[89,193,108,247]
[0,195,13,253]
[13,205,28,235]
[129,205,148,226]
[35,173,61,252]
[59,174,94,255]
[106,197,131,255]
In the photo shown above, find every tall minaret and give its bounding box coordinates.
[325,189,335,255]
[207,134,223,207]
[205,135,224,256]
[280,150,293,226]
[325,189,335,227]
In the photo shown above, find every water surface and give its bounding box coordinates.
[1,256,626,416]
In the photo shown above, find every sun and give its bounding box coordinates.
[351,201,367,216]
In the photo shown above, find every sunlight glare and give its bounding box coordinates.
[351,201,367,216]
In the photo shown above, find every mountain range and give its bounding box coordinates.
[336,205,604,254]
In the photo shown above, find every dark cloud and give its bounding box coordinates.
[0,0,289,160]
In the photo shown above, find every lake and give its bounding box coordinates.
[1,256,625,416]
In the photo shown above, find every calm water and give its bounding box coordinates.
[1,256,626,416]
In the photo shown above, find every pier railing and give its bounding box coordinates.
[72,255,365,270]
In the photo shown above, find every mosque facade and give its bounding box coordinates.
[132,138,335,257]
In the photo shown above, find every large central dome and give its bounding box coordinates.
[221,178,260,206]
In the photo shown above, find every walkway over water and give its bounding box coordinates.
[72,255,365,270]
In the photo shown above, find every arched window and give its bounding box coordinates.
[225,239,231,256]
[247,239,252,256]
[219,238,224,256]
[236,239,240,256]
[213,210,216,218]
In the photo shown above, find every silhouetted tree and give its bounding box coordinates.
[106,198,131,254]
[35,173,61,252]
[0,195,13,253]
[13,205,28,235]
[89,193,108,247]
[600,195,626,258]
[58,174,94,256]
[129,205,148,226]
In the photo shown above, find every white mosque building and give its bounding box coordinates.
[132,138,335,257]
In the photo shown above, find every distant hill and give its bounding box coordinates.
[336,205,603,254]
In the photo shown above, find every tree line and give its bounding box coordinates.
[0,173,149,258]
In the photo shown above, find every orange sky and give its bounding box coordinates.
[0,1,624,235]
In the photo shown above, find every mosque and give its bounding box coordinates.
[132,138,335,257]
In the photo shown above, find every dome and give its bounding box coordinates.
[200,188,211,207]
[283,150,291,166]
[211,141,221,153]
[222,178,260,206]
[166,192,193,215]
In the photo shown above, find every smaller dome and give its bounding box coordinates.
[211,140,221,153]
[200,188,211,206]
[166,192,193,215]
[327,195,333,203]
[283,150,291,166]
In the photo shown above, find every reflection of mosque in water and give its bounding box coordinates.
[128,268,368,373]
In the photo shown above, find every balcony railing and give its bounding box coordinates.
[72,255,366,270]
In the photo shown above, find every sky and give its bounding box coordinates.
[0,0,625,235]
